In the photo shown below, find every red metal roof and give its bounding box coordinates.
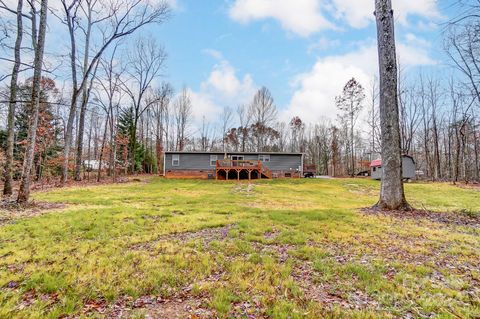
[370,159,382,167]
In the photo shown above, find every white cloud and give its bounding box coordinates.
[188,89,219,123]
[404,33,431,48]
[229,0,443,36]
[229,0,333,37]
[307,36,341,54]
[330,0,442,29]
[187,52,256,128]
[202,49,224,60]
[282,41,437,123]
[202,60,255,98]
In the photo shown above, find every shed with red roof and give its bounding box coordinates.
[370,155,416,180]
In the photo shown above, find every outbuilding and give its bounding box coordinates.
[370,155,416,180]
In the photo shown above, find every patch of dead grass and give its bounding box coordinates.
[0,200,65,225]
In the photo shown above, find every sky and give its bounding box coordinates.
[0,0,457,130]
[152,0,453,128]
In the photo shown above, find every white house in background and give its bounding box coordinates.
[84,160,102,171]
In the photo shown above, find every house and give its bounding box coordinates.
[370,155,416,180]
[84,160,101,171]
[164,151,304,180]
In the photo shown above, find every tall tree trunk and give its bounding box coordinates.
[60,2,79,186]
[97,114,110,182]
[432,117,441,180]
[17,0,48,203]
[74,8,94,181]
[108,102,115,178]
[374,0,410,210]
[87,111,93,181]
[131,117,138,174]
[472,115,479,182]
[350,111,355,177]
[155,106,163,174]
[74,91,88,180]
[3,0,23,196]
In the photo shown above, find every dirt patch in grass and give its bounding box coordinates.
[232,184,255,196]
[81,273,224,318]
[0,200,65,225]
[30,175,150,192]
[251,240,380,311]
[344,183,377,196]
[86,295,213,319]
[291,256,379,311]
[361,207,480,228]
[263,229,280,240]
[131,224,234,250]
[11,289,60,312]
[454,182,480,191]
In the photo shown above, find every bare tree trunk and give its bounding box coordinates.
[60,0,79,186]
[374,0,410,210]
[17,0,48,203]
[108,103,115,177]
[155,105,162,174]
[87,111,94,181]
[3,0,23,196]
[74,61,98,180]
[97,114,110,182]
[350,112,355,176]
[74,6,94,181]
[472,114,479,182]
[60,0,170,185]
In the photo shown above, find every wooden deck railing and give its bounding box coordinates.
[216,160,262,169]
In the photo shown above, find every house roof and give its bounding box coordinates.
[164,151,304,156]
[370,159,382,167]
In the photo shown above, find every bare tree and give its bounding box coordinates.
[3,0,23,196]
[59,0,170,184]
[200,116,212,152]
[445,22,480,105]
[151,83,173,172]
[236,104,250,152]
[374,0,410,210]
[221,106,233,152]
[289,116,304,153]
[174,88,192,151]
[93,44,125,181]
[335,78,365,176]
[17,0,48,203]
[121,37,167,172]
[248,87,277,151]
[366,77,381,160]
[398,71,421,156]
[426,77,444,180]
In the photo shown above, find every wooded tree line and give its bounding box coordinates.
[0,0,478,204]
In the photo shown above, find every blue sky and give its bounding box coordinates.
[0,0,455,128]
[150,0,452,126]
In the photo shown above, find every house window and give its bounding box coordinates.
[172,154,180,166]
[373,167,376,172]
[258,154,270,162]
[210,155,217,166]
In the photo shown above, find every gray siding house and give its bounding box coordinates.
[371,155,416,180]
[164,151,303,179]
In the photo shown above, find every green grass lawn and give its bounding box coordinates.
[0,178,479,318]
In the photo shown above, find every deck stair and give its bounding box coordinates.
[216,159,271,180]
